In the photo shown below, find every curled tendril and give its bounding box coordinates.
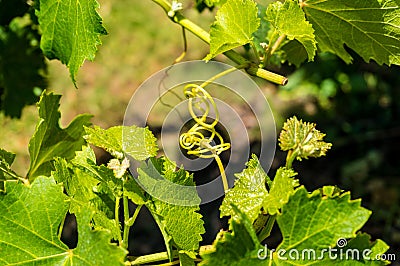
[179,83,231,191]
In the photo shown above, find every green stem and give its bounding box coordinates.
[247,65,288,85]
[121,196,130,249]
[115,196,123,244]
[214,155,229,192]
[151,0,288,86]
[121,188,143,250]
[270,34,287,56]
[200,64,247,88]
[58,214,66,239]
[126,204,143,227]
[285,149,298,169]
[0,165,30,186]
[130,250,179,265]
[264,33,287,66]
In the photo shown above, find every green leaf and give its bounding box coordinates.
[0,148,15,166]
[59,145,122,239]
[27,91,92,180]
[220,155,269,223]
[0,21,46,117]
[35,0,107,84]
[303,0,400,65]
[279,116,332,161]
[275,186,375,265]
[140,157,204,259]
[318,233,390,265]
[205,0,260,60]
[262,167,299,215]
[179,252,196,266]
[0,176,69,264]
[84,125,158,161]
[293,234,390,265]
[53,156,99,213]
[200,205,267,265]
[0,177,126,265]
[72,210,127,265]
[124,178,147,205]
[0,148,17,183]
[0,149,26,192]
[280,37,309,67]
[266,0,316,62]
[71,145,123,199]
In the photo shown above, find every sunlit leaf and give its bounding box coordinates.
[303,0,400,65]
[205,0,260,60]
[35,0,107,84]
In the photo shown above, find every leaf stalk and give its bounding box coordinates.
[129,250,179,265]
[151,0,288,85]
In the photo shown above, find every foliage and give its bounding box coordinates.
[302,0,400,65]
[204,0,260,60]
[0,92,390,265]
[0,0,105,117]
[265,0,316,65]
[1,0,399,265]
[28,92,92,180]
[0,176,127,265]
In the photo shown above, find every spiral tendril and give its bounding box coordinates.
[179,83,230,191]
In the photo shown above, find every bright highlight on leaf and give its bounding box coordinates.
[279,116,332,162]
[220,155,269,223]
[205,0,260,60]
[35,0,107,85]
[303,0,400,65]
[221,156,299,222]
[84,125,158,161]
[262,167,298,215]
[266,0,316,63]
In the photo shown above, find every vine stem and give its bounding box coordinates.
[270,34,287,56]
[121,196,130,249]
[200,64,247,88]
[285,149,299,169]
[264,33,287,67]
[151,0,288,86]
[129,250,179,265]
[115,196,123,244]
[0,165,30,186]
[214,155,228,192]
[122,204,143,249]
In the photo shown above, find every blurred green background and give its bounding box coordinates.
[0,0,399,258]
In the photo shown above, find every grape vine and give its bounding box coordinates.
[0,0,399,265]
